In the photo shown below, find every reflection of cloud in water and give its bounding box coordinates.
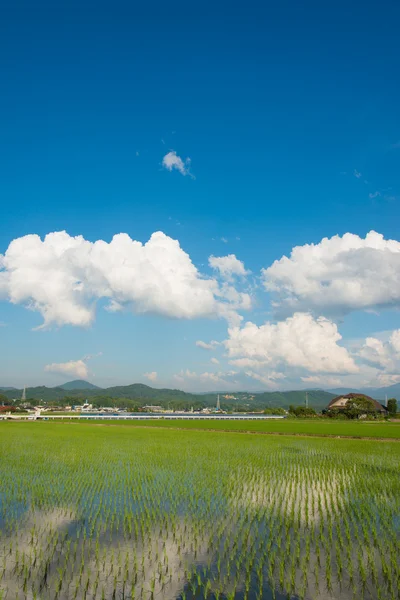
[0,509,213,600]
[235,466,351,525]
[231,466,389,600]
[64,523,211,600]
[0,508,75,599]
[1,451,396,600]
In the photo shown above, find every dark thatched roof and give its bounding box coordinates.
[327,393,387,412]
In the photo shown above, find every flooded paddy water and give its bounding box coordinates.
[0,423,398,600]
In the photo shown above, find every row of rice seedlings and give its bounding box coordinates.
[0,425,398,599]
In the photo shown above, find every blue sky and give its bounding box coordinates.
[1,1,400,391]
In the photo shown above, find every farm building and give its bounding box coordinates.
[327,393,387,414]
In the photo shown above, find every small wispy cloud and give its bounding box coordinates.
[352,170,393,200]
[44,352,101,380]
[174,369,236,387]
[168,216,182,226]
[162,151,193,177]
[196,340,221,351]
[144,371,158,382]
[82,352,102,361]
[45,359,89,379]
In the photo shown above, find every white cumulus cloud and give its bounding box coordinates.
[45,359,89,379]
[224,312,358,375]
[262,231,400,317]
[162,151,192,176]
[0,231,250,328]
[209,254,248,280]
[358,329,400,371]
[374,372,400,386]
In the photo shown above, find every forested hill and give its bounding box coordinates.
[59,380,100,390]
[1,383,336,411]
[254,390,336,409]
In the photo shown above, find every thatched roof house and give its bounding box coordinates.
[327,393,387,413]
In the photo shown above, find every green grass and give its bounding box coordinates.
[0,423,399,600]
[69,416,400,438]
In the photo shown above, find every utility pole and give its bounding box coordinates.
[305,391,309,409]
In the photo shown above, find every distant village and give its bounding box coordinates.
[2,394,236,417]
[0,391,397,420]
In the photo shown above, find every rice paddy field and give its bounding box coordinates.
[73,418,400,439]
[0,423,399,600]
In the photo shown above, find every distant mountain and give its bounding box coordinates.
[103,383,196,400]
[5,377,399,405]
[373,382,400,400]
[254,389,335,412]
[328,387,364,396]
[1,382,336,411]
[58,380,100,390]
[3,377,398,408]
[328,383,400,402]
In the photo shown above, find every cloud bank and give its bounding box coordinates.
[0,231,250,328]
[262,231,400,317]
[3,228,400,391]
[225,312,357,375]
